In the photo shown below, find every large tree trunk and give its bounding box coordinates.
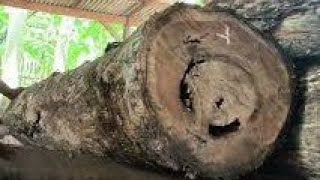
[1,4,293,179]
[206,0,320,179]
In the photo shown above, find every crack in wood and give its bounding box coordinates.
[209,118,240,137]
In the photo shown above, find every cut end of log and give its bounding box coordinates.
[143,4,293,178]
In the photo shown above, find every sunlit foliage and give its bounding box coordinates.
[0,6,9,76]
[0,6,123,87]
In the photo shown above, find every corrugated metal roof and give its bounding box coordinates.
[29,0,77,7]
[77,0,142,16]
[26,0,143,15]
[0,0,180,26]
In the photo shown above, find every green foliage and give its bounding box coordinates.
[0,6,8,76]
[53,15,62,26]
[17,11,58,86]
[0,6,8,43]
[0,5,123,86]
[66,43,90,69]
[0,5,124,109]
[196,0,206,6]
[66,20,121,70]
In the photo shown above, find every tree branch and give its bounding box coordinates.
[0,80,24,100]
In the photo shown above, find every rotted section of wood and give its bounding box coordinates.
[1,4,293,179]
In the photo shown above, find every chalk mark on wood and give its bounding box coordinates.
[216,25,230,45]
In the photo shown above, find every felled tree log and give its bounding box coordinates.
[1,4,293,179]
[207,0,320,179]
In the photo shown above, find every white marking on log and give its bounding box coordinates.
[216,25,231,45]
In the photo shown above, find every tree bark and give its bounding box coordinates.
[207,0,320,179]
[1,4,293,179]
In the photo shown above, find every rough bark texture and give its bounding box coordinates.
[0,3,298,180]
[208,0,320,57]
[207,0,320,179]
